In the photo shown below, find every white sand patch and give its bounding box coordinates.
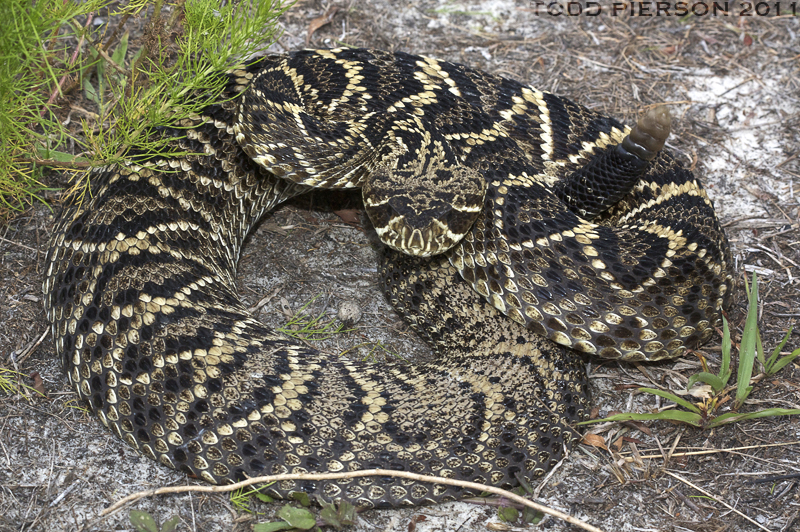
[681,69,797,220]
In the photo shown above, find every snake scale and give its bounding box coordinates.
[43,49,732,508]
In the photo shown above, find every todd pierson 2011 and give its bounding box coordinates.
[530,1,796,17]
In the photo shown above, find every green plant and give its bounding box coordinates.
[278,295,354,341]
[583,272,800,429]
[253,499,357,532]
[226,441,358,529]
[0,0,102,214]
[428,7,500,20]
[229,485,357,530]
[62,397,91,413]
[80,31,138,122]
[254,505,317,532]
[496,475,543,525]
[230,484,274,514]
[317,500,357,530]
[339,340,403,362]
[129,510,179,532]
[2,0,291,213]
[0,369,46,399]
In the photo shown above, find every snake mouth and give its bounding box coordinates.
[372,216,460,257]
[363,164,486,257]
[366,194,483,257]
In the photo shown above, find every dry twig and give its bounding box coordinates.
[101,469,607,532]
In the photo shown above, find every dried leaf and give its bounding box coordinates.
[696,31,720,45]
[627,421,652,436]
[280,297,293,318]
[582,433,608,450]
[408,514,426,532]
[686,384,713,399]
[622,436,645,445]
[334,209,361,226]
[30,372,46,397]
[306,7,338,45]
[262,222,289,235]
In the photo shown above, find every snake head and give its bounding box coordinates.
[364,163,486,257]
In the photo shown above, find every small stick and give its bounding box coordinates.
[0,235,39,254]
[101,469,606,532]
[15,329,50,365]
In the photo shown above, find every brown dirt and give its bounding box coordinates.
[1,2,799,532]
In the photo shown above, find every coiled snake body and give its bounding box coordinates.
[44,49,732,508]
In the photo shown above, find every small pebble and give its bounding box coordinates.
[337,301,362,325]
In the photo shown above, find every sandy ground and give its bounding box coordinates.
[1,2,799,531]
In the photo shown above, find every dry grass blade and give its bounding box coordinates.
[663,470,772,532]
[616,441,800,463]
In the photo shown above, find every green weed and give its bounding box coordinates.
[339,340,403,363]
[129,510,179,532]
[278,295,354,341]
[2,0,290,214]
[253,498,357,532]
[0,368,46,399]
[0,0,101,215]
[230,484,274,514]
[583,273,800,429]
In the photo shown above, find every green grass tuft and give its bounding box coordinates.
[0,0,291,215]
[0,0,102,216]
[277,295,355,341]
[0,368,46,399]
[129,510,179,532]
[230,485,274,514]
